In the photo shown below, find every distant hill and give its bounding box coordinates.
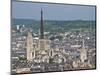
[12,19,96,33]
[12,19,36,25]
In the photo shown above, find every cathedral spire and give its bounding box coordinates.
[40,9,44,39]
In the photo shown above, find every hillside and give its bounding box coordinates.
[12,19,96,33]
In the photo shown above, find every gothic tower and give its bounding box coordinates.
[39,9,51,51]
[38,9,51,63]
[80,39,87,62]
[26,32,34,61]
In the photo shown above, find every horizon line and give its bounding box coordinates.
[12,18,96,21]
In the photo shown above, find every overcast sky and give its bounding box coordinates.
[12,1,96,20]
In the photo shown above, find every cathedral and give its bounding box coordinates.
[26,9,51,63]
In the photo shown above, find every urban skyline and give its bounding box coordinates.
[11,1,96,74]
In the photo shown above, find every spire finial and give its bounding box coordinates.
[40,8,44,39]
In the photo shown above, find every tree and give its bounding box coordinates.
[18,56,27,60]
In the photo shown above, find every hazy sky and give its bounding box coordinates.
[12,1,96,20]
